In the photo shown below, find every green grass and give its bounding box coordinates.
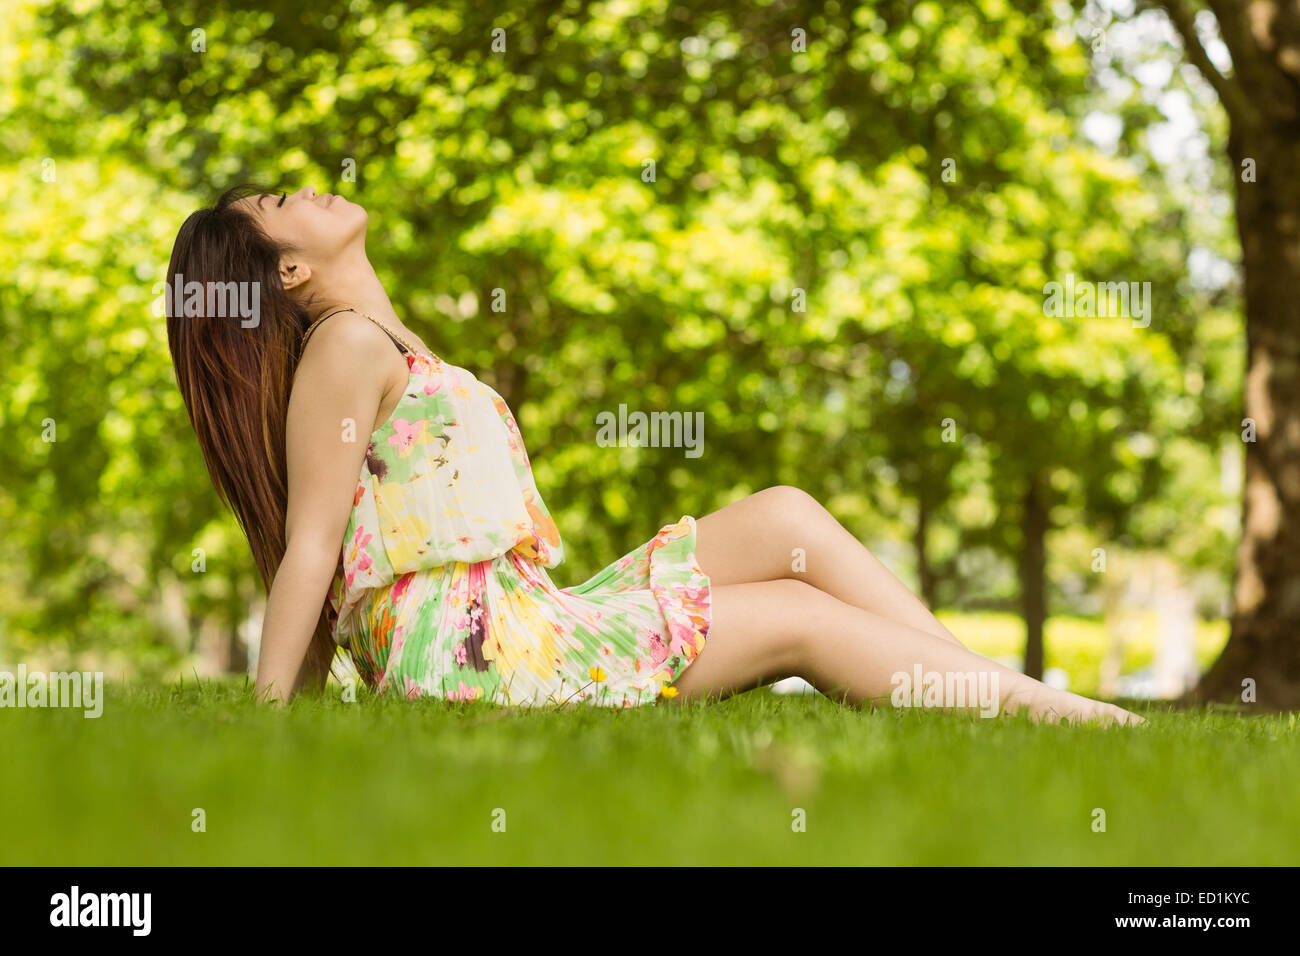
[3,681,1295,865]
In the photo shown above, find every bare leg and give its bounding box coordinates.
[694,486,967,647]
[670,580,1144,726]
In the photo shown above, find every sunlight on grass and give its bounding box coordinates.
[1,680,1291,866]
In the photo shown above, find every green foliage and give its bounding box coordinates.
[0,0,1241,672]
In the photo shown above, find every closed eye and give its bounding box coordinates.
[277,192,287,207]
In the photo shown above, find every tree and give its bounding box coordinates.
[1145,0,1300,707]
[0,0,1238,689]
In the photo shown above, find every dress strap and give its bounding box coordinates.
[299,308,353,351]
[300,307,420,356]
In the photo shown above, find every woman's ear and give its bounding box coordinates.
[279,260,311,290]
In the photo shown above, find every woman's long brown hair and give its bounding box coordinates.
[166,184,337,690]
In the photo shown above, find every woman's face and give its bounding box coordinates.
[238,186,368,265]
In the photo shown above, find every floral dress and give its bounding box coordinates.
[325,327,712,707]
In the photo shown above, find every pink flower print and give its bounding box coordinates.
[410,354,441,377]
[446,680,479,702]
[422,381,442,396]
[454,641,469,665]
[348,526,372,558]
[681,584,709,604]
[667,621,696,658]
[387,418,432,457]
[345,527,374,587]
[647,633,670,668]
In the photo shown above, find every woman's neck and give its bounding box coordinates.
[312,255,403,331]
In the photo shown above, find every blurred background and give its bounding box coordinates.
[4,0,1294,705]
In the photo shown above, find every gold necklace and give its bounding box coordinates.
[358,311,422,355]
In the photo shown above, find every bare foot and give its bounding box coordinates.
[1061,694,1146,726]
[1002,684,1146,726]
[1091,699,1146,726]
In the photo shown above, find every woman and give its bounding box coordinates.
[166,184,1142,725]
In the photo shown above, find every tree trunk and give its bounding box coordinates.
[1019,477,1048,680]
[1157,0,1300,707]
[1194,121,1300,708]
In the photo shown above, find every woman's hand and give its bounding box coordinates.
[255,540,343,703]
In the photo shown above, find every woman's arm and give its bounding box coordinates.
[257,540,342,702]
[254,313,406,703]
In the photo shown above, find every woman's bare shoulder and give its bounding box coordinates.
[298,311,402,381]
[299,310,398,369]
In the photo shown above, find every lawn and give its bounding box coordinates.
[2,679,1295,866]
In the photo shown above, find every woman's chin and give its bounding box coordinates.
[339,200,369,235]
